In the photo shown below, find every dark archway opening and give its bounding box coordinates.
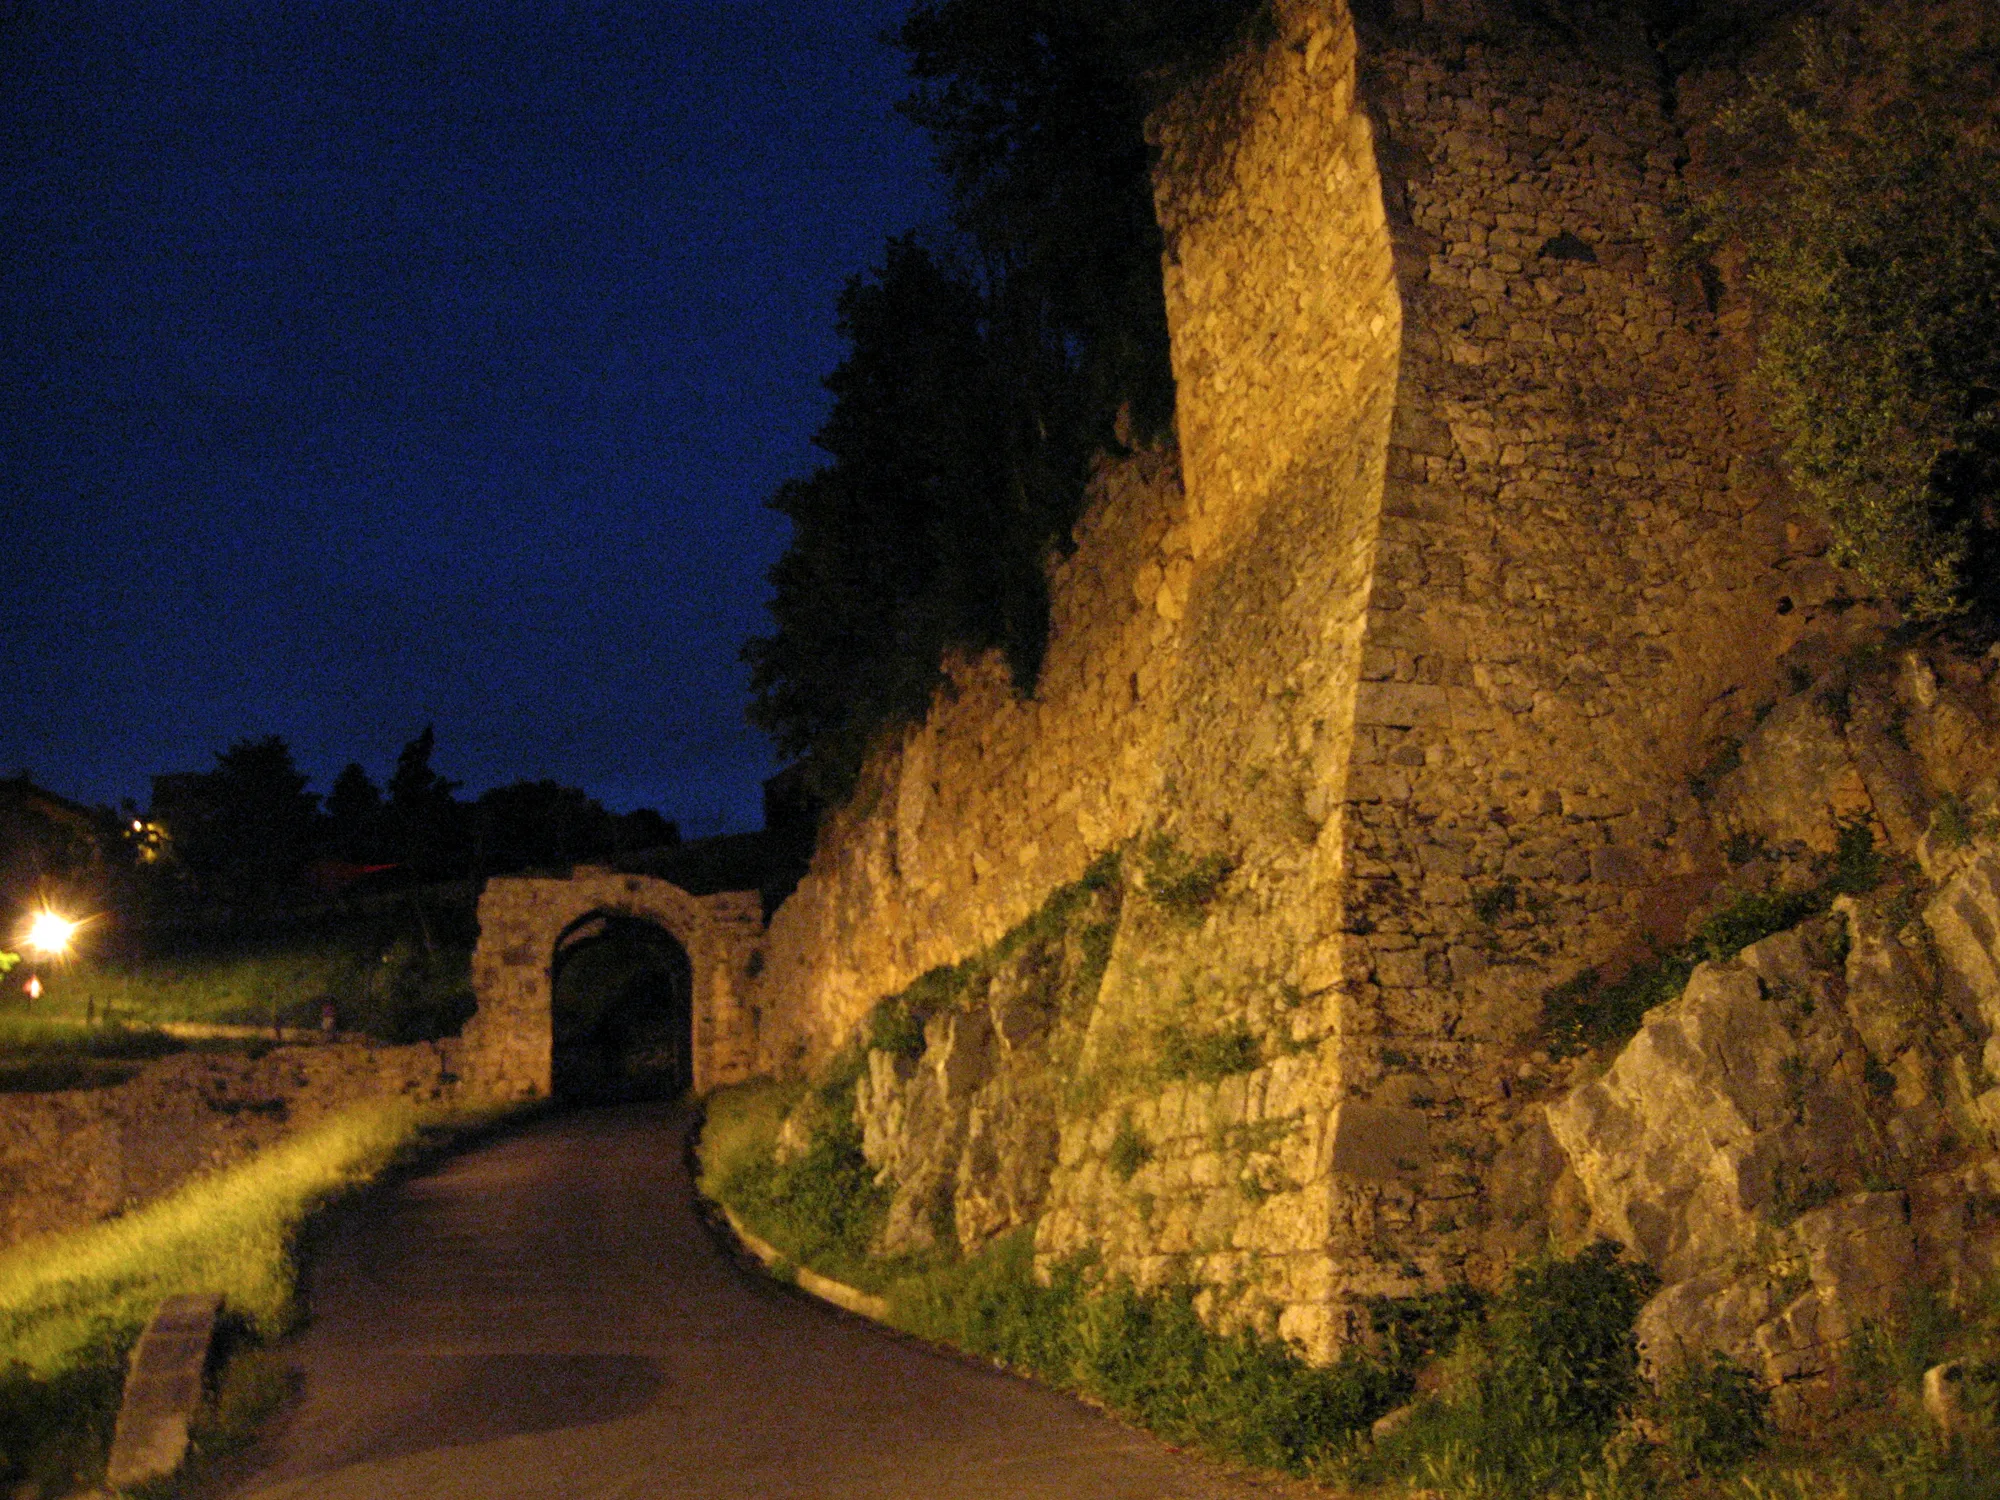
[550,912,693,1103]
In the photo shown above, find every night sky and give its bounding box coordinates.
[1,0,941,836]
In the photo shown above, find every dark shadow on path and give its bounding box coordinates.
[255,1352,664,1485]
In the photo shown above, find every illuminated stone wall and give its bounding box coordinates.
[749,0,1863,1352]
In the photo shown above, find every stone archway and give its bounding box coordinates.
[462,869,764,1100]
[550,911,694,1100]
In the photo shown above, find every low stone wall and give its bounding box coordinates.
[0,1038,457,1252]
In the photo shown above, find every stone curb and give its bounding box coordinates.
[103,1292,222,1492]
[720,1206,892,1322]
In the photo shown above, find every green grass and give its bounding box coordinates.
[1107,1114,1152,1180]
[890,1229,1409,1476]
[0,1097,510,1495]
[702,1063,2000,1497]
[703,1099,1669,1489]
[0,1100,446,1375]
[0,1016,213,1095]
[697,1078,892,1288]
[1335,1243,1659,1497]
[1138,834,1233,926]
[46,935,473,1043]
[1153,1019,1262,1083]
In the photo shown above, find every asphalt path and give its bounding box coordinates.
[203,1101,1319,1500]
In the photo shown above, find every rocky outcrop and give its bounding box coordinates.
[1548,742,2000,1420]
[1547,919,1887,1285]
[851,877,1121,1258]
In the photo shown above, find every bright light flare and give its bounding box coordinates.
[22,910,78,957]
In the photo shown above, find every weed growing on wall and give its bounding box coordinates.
[869,848,1126,1065]
[1543,823,1885,1057]
[1154,1018,1260,1082]
[1107,1113,1152,1180]
[1138,834,1233,926]
[1929,792,2000,851]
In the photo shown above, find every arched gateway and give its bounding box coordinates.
[461,868,765,1099]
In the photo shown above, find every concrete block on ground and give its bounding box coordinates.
[105,1292,221,1491]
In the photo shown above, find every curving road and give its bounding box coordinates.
[205,1101,1317,1500]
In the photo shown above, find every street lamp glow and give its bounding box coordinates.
[22,910,77,958]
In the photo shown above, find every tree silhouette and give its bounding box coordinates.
[169,735,321,912]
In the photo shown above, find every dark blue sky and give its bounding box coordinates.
[1,0,940,836]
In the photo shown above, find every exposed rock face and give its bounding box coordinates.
[1928,850,2000,1077]
[1548,920,1883,1285]
[853,879,1119,1258]
[1548,843,2000,1413]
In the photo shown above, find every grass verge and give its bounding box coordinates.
[43,918,474,1045]
[699,1083,1670,1487]
[0,1096,518,1495]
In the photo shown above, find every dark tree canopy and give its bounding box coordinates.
[167,735,321,912]
[897,0,1261,435]
[747,1,1263,801]
[745,239,1087,797]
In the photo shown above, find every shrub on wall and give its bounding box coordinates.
[1702,6,2000,623]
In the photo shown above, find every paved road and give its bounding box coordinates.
[206,1101,1318,1500]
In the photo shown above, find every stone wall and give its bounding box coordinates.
[747,0,1896,1356]
[0,1039,456,1251]
[755,448,1191,1069]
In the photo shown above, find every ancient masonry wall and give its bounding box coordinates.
[751,0,1844,1352]
[755,446,1191,1069]
[0,1040,456,1251]
[1299,1,1842,1324]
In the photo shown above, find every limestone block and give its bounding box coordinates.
[1754,1289,1829,1387]
[1793,1191,1915,1342]
[1633,1270,1781,1381]
[1837,896,1923,1057]
[1926,846,2000,1069]
[105,1293,221,1490]
[1924,1361,1972,1434]
[1845,682,1933,852]
[955,1073,1060,1253]
[1353,680,1451,728]
[1711,691,1870,854]
[1548,934,1876,1282]
[1326,1101,1429,1182]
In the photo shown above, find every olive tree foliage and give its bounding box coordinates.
[1702,7,2000,622]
